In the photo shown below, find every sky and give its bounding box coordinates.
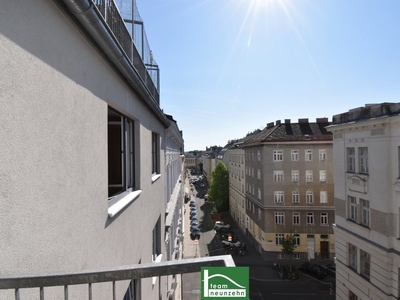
[135,0,400,151]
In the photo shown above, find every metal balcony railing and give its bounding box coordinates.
[0,255,235,300]
[92,0,160,105]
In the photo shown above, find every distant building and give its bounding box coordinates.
[243,119,335,261]
[327,103,400,300]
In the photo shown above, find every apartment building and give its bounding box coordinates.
[164,114,184,299]
[227,143,247,231]
[243,119,335,261]
[0,1,177,299]
[327,103,400,300]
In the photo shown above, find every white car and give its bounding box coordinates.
[214,222,230,230]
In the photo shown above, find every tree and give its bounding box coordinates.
[281,234,297,272]
[207,161,229,211]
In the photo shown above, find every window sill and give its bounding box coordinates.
[108,190,142,218]
[152,173,161,183]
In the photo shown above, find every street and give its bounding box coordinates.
[182,172,335,299]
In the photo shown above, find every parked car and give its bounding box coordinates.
[190,225,199,233]
[190,211,197,219]
[214,222,230,230]
[189,202,196,208]
[189,200,195,206]
[190,216,199,225]
[211,211,223,221]
[190,207,197,213]
[300,263,327,279]
[190,219,199,226]
[190,229,201,240]
[321,264,336,277]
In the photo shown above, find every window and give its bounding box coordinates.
[361,199,370,227]
[252,185,255,196]
[305,149,312,161]
[349,196,357,221]
[291,150,298,161]
[294,253,300,259]
[347,147,356,172]
[274,170,284,182]
[258,188,261,200]
[252,168,254,177]
[306,212,314,224]
[273,150,283,161]
[292,191,300,203]
[349,291,358,300]
[360,250,370,278]
[319,170,326,182]
[257,169,261,180]
[276,233,284,245]
[306,191,313,203]
[320,191,327,204]
[292,170,299,182]
[152,132,159,175]
[294,234,300,246]
[349,244,357,270]
[320,213,328,225]
[359,147,368,174]
[275,212,284,224]
[274,191,284,203]
[108,108,135,198]
[152,217,161,261]
[123,279,140,300]
[319,149,326,161]
[258,208,262,220]
[257,150,261,161]
[305,170,313,182]
[293,212,300,225]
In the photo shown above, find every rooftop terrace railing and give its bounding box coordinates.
[0,255,235,300]
[92,0,160,104]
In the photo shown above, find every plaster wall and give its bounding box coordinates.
[1,1,166,299]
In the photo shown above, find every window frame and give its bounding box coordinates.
[292,191,300,203]
[292,170,299,182]
[293,212,300,225]
[359,147,369,174]
[291,150,298,161]
[320,191,327,204]
[275,212,284,224]
[361,199,370,227]
[151,132,160,176]
[305,149,312,161]
[360,250,370,279]
[273,150,283,161]
[347,147,356,173]
[306,191,313,203]
[319,170,327,182]
[349,244,357,270]
[320,212,328,225]
[108,108,136,199]
[275,233,284,245]
[274,191,284,203]
[306,212,314,225]
[349,196,357,221]
[319,149,326,161]
[274,170,284,182]
[305,170,313,182]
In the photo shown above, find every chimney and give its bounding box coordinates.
[316,117,329,124]
[285,119,291,124]
[266,122,274,129]
[276,120,281,125]
[298,118,309,124]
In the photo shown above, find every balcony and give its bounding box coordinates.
[0,255,235,299]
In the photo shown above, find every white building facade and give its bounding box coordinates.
[0,1,173,299]
[328,103,400,300]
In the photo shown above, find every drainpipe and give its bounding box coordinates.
[60,0,170,128]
